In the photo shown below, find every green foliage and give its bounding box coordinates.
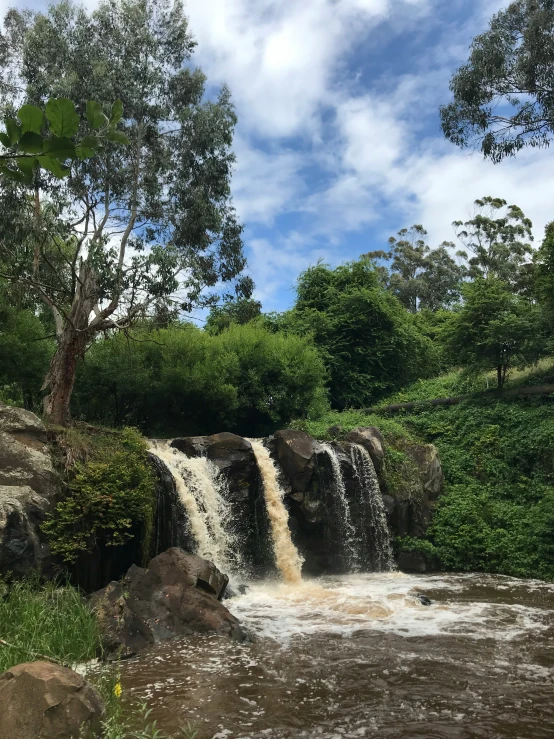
[0,97,127,182]
[0,291,53,408]
[43,428,156,564]
[440,0,554,162]
[443,277,544,388]
[285,258,439,409]
[205,298,262,335]
[453,197,534,293]
[72,322,328,437]
[0,577,101,672]
[535,221,554,315]
[368,225,464,312]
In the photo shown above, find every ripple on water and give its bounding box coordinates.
[119,572,554,739]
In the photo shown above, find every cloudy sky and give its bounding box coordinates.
[4,0,553,311]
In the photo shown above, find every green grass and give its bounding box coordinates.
[0,577,101,673]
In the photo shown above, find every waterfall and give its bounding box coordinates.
[350,444,394,571]
[321,443,359,572]
[249,439,304,584]
[148,441,239,575]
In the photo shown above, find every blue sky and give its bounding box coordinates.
[4,0,554,312]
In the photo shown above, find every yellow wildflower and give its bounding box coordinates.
[114,682,122,698]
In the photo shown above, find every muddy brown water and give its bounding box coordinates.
[120,572,554,739]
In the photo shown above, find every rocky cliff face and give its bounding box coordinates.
[0,404,60,577]
[163,428,444,575]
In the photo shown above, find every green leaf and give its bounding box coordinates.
[86,101,108,130]
[110,99,123,125]
[106,130,130,145]
[75,145,96,161]
[6,118,22,146]
[45,98,80,138]
[43,136,77,161]
[18,104,44,135]
[16,156,38,177]
[0,164,30,183]
[0,132,10,147]
[37,155,71,178]
[80,135,101,149]
[18,132,44,155]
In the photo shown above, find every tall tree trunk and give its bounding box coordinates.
[42,329,88,426]
[41,262,98,426]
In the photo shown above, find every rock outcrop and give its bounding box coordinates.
[0,404,60,577]
[273,429,319,492]
[0,661,104,739]
[344,426,385,472]
[90,548,244,657]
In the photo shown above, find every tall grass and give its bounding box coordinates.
[0,577,101,673]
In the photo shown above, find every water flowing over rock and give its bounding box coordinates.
[0,661,105,739]
[147,427,441,577]
[148,441,240,576]
[350,444,394,571]
[0,404,60,577]
[249,439,304,584]
[90,548,243,657]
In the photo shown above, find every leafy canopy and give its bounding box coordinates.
[440,0,554,161]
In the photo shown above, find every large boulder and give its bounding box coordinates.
[273,429,319,492]
[344,426,385,472]
[0,404,60,577]
[90,548,244,657]
[0,661,104,739]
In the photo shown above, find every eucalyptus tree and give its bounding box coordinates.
[440,0,554,162]
[453,197,534,293]
[0,0,249,425]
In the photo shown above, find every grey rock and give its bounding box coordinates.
[0,404,60,577]
[344,426,385,472]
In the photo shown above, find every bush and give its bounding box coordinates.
[73,322,328,437]
[43,428,156,565]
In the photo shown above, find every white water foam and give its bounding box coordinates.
[228,572,553,645]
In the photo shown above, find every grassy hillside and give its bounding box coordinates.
[296,362,554,581]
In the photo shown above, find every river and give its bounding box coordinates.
[120,572,554,738]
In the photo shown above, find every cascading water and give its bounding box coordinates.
[320,443,359,572]
[248,439,304,584]
[350,443,394,571]
[148,441,240,575]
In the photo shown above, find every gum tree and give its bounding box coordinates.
[440,0,554,162]
[0,0,249,425]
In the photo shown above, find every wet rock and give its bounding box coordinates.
[398,550,434,573]
[415,593,432,606]
[90,547,243,657]
[0,661,104,739]
[273,429,318,492]
[344,426,385,472]
[326,424,344,438]
[0,404,60,577]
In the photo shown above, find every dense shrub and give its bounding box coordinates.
[43,428,156,566]
[283,258,439,409]
[73,322,328,437]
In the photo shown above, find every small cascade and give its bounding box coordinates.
[321,443,359,572]
[249,439,304,584]
[350,444,394,571]
[148,441,239,575]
